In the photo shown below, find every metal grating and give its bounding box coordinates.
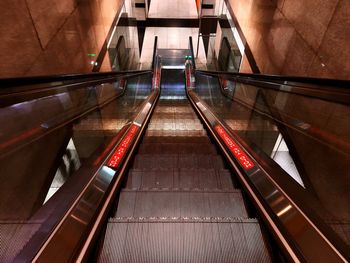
[0,223,41,262]
[99,219,271,263]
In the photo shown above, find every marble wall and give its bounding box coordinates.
[229,0,350,80]
[1,0,349,79]
[0,0,122,77]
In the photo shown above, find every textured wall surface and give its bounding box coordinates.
[231,0,350,80]
[1,0,349,79]
[0,0,122,77]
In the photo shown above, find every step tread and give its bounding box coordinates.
[142,136,211,143]
[0,223,41,262]
[122,188,239,192]
[138,142,216,154]
[145,130,207,137]
[133,154,225,169]
[109,216,258,223]
[115,191,248,218]
[99,220,271,263]
[126,168,233,190]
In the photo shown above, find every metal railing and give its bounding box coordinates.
[185,60,350,262]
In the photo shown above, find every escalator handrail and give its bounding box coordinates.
[152,36,158,70]
[0,69,150,88]
[0,81,130,158]
[197,69,350,88]
[0,70,151,102]
[188,36,196,69]
[186,61,349,262]
[22,61,162,263]
[197,70,350,105]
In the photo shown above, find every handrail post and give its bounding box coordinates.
[152,36,158,70]
[189,36,196,70]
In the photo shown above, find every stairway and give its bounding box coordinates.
[98,69,271,262]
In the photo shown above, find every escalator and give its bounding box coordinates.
[0,39,349,262]
[0,70,154,262]
[97,69,271,262]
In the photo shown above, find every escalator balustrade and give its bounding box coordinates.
[97,69,271,262]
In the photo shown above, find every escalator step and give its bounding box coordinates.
[98,220,271,263]
[0,223,41,262]
[114,190,248,218]
[218,169,235,189]
[138,142,217,154]
[109,217,258,223]
[146,126,205,132]
[147,123,203,131]
[133,154,225,169]
[142,136,211,144]
[126,168,234,190]
[145,129,207,137]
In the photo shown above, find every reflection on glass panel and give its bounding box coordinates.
[107,8,140,71]
[270,134,304,187]
[0,73,152,261]
[194,72,350,249]
[44,138,81,203]
[194,0,246,71]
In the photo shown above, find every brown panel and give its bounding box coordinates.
[199,16,218,35]
[26,0,76,48]
[0,0,123,77]
[307,0,350,80]
[0,127,71,220]
[226,0,349,79]
[0,0,42,76]
[281,0,339,50]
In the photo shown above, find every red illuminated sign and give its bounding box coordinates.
[107,124,139,168]
[152,67,161,89]
[185,63,193,88]
[214,125,255,170]
[93,125,129,166]
[186,70,191,87]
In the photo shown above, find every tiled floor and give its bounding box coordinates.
[139,27,207,69]
[148,0,198,18]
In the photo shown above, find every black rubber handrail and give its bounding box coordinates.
[0,72,149,96]
[0,71,151,111]
[186,61,349,262]
[188,36,196,69]
[197,70,350,105]
[198,69,350,89]
[0,70,150,89]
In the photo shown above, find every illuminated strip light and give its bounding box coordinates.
[196,101,207,112]
[185,61,193,88]
[107,26,117,48]
[107,124,139,168]
[186,71,190,87]
[277,204,292,217]
[152,67,161,89]
[162,65,185,69]
[214,125,255,170]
